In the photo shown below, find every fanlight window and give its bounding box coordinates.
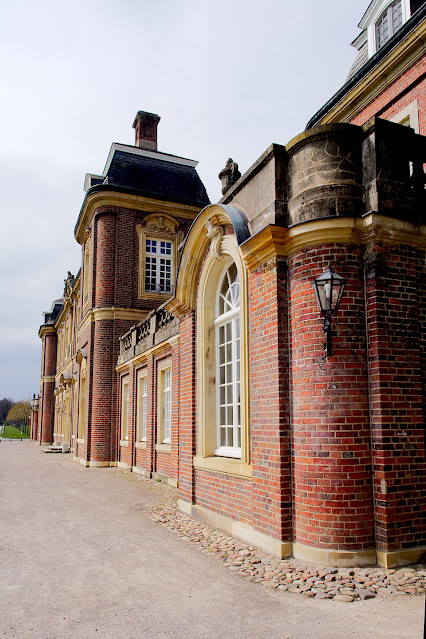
[214,263,241,458]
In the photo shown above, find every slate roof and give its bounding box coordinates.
[346,41,368,81]
[103,149,210,207]
[42,299,64,326]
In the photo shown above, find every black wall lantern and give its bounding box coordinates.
[313,265,346,357]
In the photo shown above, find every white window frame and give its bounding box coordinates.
[157,360,172,447]
[365,0,411,57]
[214,264,241,459]
[163,368,172,444]
[121,376,130,441]
[145,237,174,295]
[136,371,148,441]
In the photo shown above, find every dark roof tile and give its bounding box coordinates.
[105,151,210,207]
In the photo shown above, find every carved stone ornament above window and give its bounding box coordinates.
[140,214,179,236]
[205,218,224,261]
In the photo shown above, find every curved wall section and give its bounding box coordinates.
[286,125,364,226]
[288,244,375,554]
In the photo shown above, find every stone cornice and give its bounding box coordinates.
[38,325,57,338]
[55,360,76,380]
[77,308,149,336]
[75,190,202,244]
[116,335,178,372]
[240,214,426,270]
[92,307,149,322]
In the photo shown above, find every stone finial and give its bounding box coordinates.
[218,158,241,195]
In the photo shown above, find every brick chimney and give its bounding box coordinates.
[132,110,161,150]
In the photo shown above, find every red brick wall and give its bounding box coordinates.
[91,319,114,462]
[194,470,254,525]
[31,409,39,441]
[350,55,426,134]
[44,333,57,377]
[249,257,292,541]
[365,242,426,550]
[177,312,196,503]
[289,245,375,551]
[135,447,148,468]
[95,212,116,307]
[40,332,58,444]
[40,381,55,444]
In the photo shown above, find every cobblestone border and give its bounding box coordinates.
[141,491,426,603]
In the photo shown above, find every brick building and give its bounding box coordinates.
[34,1,426,568]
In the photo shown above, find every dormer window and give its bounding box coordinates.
[350,0,413,63]
[376,0,403,49]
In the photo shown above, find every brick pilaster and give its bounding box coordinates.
[177,312,196,503]
[249,257,292,542]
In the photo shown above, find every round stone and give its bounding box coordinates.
[334,595,354,602]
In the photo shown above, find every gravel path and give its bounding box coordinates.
[0,440,424,639]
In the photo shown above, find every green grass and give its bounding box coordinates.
[1,425,30,439]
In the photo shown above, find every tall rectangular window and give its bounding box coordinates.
[145,239,173,294]
[121,377,130,441]
[137,374,148,441]
[163,369,171,443]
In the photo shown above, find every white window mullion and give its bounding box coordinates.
[215,262,241,459]
[232,317,238,449]
[142,378,147,440]
[163,369,171,443]
[146,238,173,294]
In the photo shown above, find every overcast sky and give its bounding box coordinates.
[0,0,368,400]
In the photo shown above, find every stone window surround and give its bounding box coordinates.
[136,368,148,442]
[156,357,172,452]
[389,99,419,133]
[194,231,251,478]
[136,213,182,301]
[120,375,130,442]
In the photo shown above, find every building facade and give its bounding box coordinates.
[307,0,426,134]
[33,2,426,569]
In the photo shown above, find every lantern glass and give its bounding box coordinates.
[313,267,346,316]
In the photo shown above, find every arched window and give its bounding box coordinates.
[214,263,241,457]
[195,233,250,476]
